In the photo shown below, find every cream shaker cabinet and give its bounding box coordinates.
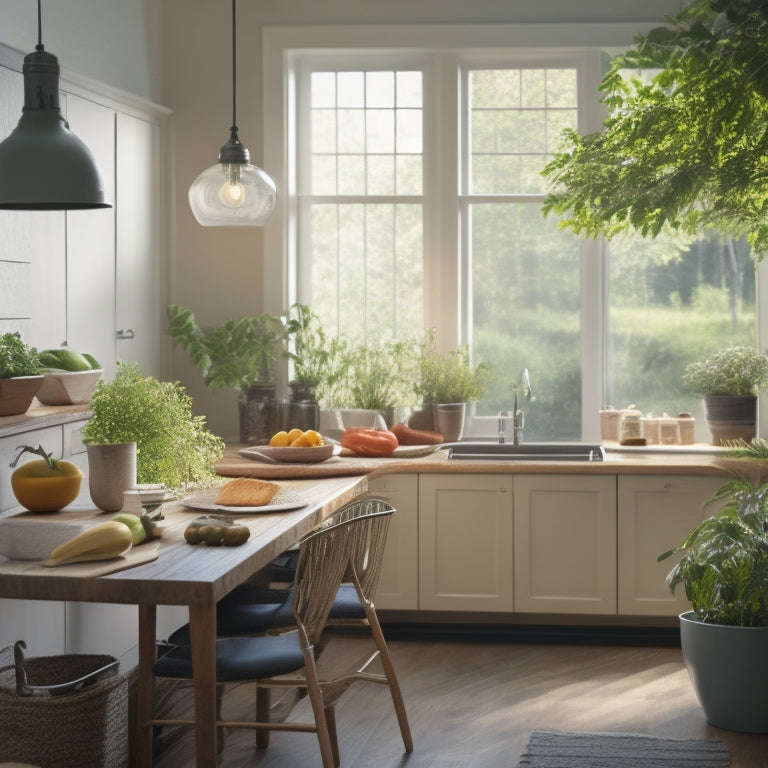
[418,474,514,612]
[617,475,725,616]
[368,474,419,610]
[514,474,617,614]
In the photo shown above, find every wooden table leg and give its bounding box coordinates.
[189,602,219,767]
[136,603,157,768]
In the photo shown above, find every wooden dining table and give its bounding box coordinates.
[0,474,367,767]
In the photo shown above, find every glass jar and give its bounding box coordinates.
[619,409,644,445]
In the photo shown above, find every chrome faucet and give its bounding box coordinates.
[510,368,533,445]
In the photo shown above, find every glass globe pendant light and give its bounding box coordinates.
[0,0,110,210]
[188,0,276,226]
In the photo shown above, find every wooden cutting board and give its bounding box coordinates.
[0,542,160,577]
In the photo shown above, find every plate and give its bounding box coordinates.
[238,443,338,464]
[180,486,308,514]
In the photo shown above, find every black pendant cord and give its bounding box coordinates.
[230,0,238,134]
[36,0,43,50]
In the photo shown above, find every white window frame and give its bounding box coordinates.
[263,23,766,441]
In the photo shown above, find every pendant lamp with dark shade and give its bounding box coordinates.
[0,0,111,210]
[188,0,276,226]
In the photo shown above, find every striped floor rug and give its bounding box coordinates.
[516,730,731,767]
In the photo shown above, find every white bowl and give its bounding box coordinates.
[36,369,102,405]
[0,517,91,560]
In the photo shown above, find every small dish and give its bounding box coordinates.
[239,443,337,464]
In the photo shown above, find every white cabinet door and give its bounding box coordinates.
[115,113,164,378]
[617,475,726,616]
[64,94,117,379]
[368,474,418,610]
[0,63,65,345]
[419,474,514,612]
[514,474,617,614]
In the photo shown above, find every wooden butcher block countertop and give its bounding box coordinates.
[215,442,767,484]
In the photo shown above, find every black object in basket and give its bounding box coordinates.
[0,641,129,768]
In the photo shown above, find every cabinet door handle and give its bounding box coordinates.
[116,329,135,340]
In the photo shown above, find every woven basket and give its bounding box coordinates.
[0,652,129,768]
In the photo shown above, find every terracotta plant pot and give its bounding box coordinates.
[0,375,44,416]
[703,394,756,445]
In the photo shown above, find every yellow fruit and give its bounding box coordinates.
[10,445,83,512]
[269,430,290,447]
[287,428,304,443]
[291,432,314,447]
[43,521,133,566]
[304,429,323,446]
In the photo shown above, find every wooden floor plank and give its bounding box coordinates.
[151,632,768,768]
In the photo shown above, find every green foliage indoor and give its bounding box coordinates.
[417,330,488,405]
[542,0,768,261]
[682,346,768,396]
[659,479,768,626]
[285,303,346,400]
[81,362,224,492]
[167,304,290,395]
[0,332,41,378]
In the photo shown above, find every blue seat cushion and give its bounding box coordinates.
[154,635,305,682]
[166,583,365,646]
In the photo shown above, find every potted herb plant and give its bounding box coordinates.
[167,304,291,444]
[284,303,346,430]
[81,362,224,510]
[682,346,768,444]
[658,477,768,732]
[0,332,43,416]
[332,339,419,429]
[410,330,488,440]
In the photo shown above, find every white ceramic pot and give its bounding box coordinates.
[86,442,137,513]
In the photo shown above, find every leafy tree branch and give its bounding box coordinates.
[542,0,768,261]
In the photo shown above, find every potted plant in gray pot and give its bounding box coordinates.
[0,332,43,417]
[682,345,768,445]
[410,330,488,441]
[284,303,346,431]
[167,304,292,444]
[658,477,768,732]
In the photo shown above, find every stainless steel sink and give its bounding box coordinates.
[444,442,605,462]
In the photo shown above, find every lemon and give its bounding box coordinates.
[269,431,290,447]
[287,428,304,443]
[304,429,323,446]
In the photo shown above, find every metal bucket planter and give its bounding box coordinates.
[703,394,756,445]
[679,611,768,733]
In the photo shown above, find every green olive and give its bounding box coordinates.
[223,525,250,546]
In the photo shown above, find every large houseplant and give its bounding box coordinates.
[682,346,768,444]
[167,304,291,443]
[0,332,43,416]
[658,478,768,732]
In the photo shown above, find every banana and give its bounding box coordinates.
[43,520,133,566]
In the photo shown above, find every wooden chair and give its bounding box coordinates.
[151,501,413,766]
